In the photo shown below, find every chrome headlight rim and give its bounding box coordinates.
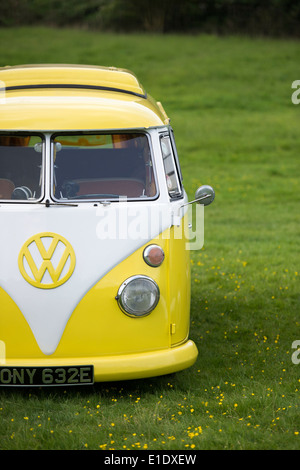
[116,275,160,318]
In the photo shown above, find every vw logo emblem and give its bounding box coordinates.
[18,232,76,289]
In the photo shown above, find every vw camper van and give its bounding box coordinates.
[0,64,214,386]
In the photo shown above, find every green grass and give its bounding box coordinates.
[0,27,300,450]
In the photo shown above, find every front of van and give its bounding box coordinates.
[0,65,198,385]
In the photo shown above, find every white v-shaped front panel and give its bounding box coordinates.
[0,203,173,355]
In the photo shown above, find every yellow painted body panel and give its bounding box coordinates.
[0,286,42,358]
[0,64,169,130]
[0,222,197,380]
[168,222,191,346]
[0,64,146,96]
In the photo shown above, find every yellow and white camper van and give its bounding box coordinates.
[0,64,214,386]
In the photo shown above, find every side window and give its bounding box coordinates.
[170,129,183,183]
[160,135,182,199]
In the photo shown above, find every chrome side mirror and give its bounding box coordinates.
[173,184,215,226]
[194,185,215,206]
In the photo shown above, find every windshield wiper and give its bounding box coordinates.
[68,194,121,200]
[45,199,78,207]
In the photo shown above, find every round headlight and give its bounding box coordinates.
[116,275,160,317]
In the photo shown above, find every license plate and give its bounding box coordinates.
[0,365,94,386]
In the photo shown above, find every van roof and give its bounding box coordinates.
[0,64,170,131]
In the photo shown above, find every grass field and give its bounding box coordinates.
[0,27,300,450]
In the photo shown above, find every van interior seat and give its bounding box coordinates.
[0,178,15,199]
[74,178,145,198]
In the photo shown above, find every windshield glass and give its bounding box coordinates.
[0,134,43,201]
[52,133,157,201]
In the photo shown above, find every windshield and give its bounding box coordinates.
[0,134,43,201]
[52,133,157,201]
